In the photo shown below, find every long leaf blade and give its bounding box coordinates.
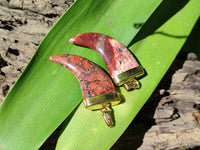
[56,0,200,149]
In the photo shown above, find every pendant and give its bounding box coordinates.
[49,54,121,127]
[69,32,144,91]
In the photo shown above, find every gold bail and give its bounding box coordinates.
[83,92,120,127]
[123,78,140,91]
[100,104,114,127]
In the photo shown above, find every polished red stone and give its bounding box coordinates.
[49,54,116,99]
[69,33,140,78]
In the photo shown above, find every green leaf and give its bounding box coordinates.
[0,0,164,149]
[56,0,200,150]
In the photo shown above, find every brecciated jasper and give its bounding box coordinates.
[69,32,144,91]
[49,54,120,127]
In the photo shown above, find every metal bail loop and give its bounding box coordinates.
[123,78,140,91]
[100,105,114,127]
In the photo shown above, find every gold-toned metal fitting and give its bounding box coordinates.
[112,66,144,91]
[83,92,120,110]
[100,104,114,127]
[123,78,140,91]
[113,66,144,86]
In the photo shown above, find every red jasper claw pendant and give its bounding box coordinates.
[49,54,120,127]
[69,33,144,91]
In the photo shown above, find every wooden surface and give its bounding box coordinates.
[0,1,200,149]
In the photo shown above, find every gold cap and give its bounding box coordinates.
[83,92,120,110]
[113,66,144,91]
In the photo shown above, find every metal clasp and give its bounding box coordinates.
[123,78,140,91]
[100,104,114,127]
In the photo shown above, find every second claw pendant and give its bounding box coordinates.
[69,32,144,91]
[49,54,120,127]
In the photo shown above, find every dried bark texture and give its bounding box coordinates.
[0,0,74,103]
[139,57,200,150]
[0,1,200,150]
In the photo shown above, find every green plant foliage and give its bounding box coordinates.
[56,0,200,149]
[0,0,199,150]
